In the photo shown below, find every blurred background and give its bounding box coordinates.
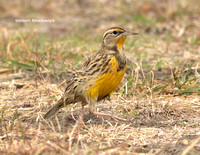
[1,0,200,35]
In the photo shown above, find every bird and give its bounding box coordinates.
[44,27,138,121]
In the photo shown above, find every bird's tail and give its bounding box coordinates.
[44,98,65,119]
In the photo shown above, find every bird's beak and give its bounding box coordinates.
[121,30,138,36]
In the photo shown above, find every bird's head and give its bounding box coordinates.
[102,27,138,52]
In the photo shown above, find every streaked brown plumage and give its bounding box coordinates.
[44,27,137,121]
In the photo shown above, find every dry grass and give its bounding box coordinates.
[0,0,200,154]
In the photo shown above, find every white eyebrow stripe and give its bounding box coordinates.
[103,29,114,38]
[102,28,125,39]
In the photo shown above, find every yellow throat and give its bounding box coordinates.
[116,36,127,53]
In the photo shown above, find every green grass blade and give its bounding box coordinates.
[4,59,35,70]
[178,87,200,95]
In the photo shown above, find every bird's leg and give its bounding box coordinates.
[89,102,127,122]
[70,103,86,147]
[79,103,85,125]
[71,103,85,124]
[76,103,88,133]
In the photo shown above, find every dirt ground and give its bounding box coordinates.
[0,0,200,154]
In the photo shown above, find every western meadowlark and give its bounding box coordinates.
[44,27,138,121]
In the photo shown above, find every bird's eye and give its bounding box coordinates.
[112,31,118,35]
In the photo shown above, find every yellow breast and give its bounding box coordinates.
[87,56,127,100]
